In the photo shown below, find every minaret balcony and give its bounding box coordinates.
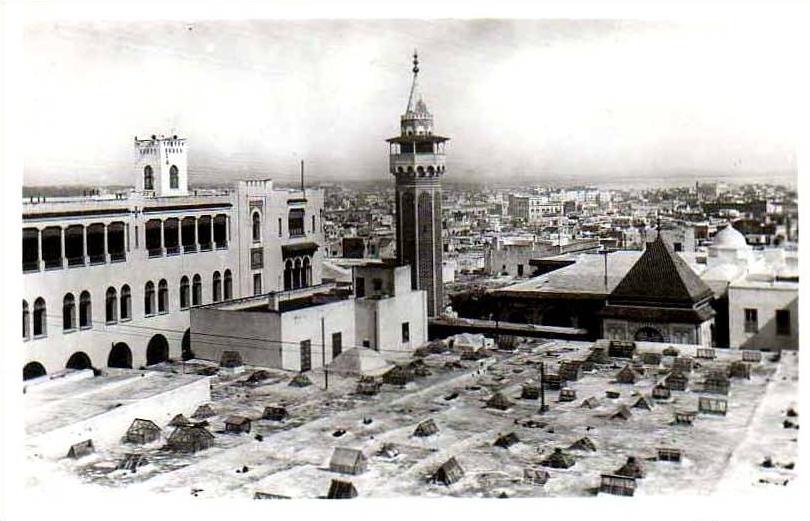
[390,153,445,172]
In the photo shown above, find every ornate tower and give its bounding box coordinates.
[387,52,449,317]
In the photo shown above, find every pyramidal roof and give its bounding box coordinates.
[327,347,393,377]
[608,235,713,307]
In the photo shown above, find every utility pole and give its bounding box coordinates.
[321,316,328,390]
[301,160,305,196]
[539,362,549,413]
[600,246,609,290]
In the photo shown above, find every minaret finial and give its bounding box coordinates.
[413,49,419,74]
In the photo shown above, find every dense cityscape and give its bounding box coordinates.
[11,17,800,518]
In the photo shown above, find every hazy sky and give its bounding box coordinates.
[23,19,799,186]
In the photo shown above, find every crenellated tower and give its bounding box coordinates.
[386,52,449,316]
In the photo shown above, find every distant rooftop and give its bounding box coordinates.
[493,250,643,298]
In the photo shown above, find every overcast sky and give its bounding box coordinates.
[22,19,799,186]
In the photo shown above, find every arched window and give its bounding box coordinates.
[303,257,312,287]
[252,212,261,242]
[192,274,202,306]
[223,269,233,300]
[284,260,293,290]
[169,165,179,189]
[144,282,155,316]
[180,276,190,309]
[105,287,118,323]
[213,271,222,302]
[63,293,76,331]
[293,258,302,289]
[144,165,154,190]
[23,300,29,339]
[79,291,92,328]
[33,297,46,337]
[120,285,131,320]
[158,279,168,313]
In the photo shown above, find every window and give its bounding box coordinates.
[180,276,190,309]
[158,279,168,313]
[356,277,365,298]
[373,278,383,292]
[293,259,302,289]
[144,165,154,190]
[673,242,683,252]
[223,270,233,300]
[251,247,264,270]
[402,322,410,343]
[517,264,524,277]
[252,212,261,242]
[23,300,30,338]
[284,260,293,291]
[303,257,311,287]
[169,165,179,189]
[145,219,162,257]
[33,298,46,337]
[253,273,262,295]
[213,271,222,302]
[278,217,282,236]
[63,293,76,331]
[744,308,758,333]
[288,209,305,237]
[144,282,155,316]
[213,214,228,248]
[300,339,312,372]
[312,215,316,232]
[105,287,118,323]
[776,309,791,336]
[80,291,92,328]
[192,274,202,306]
[332,332,343,359]
[120,285,131,320]
[362,339,370,348]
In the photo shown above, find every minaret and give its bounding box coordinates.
[387,51,450,317]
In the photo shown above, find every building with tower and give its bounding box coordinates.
[387,52,449,317]
[22,134,325,380]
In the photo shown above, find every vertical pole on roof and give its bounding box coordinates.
[321,316,328,390]
[301,160,305,196]
[539,361,548,413]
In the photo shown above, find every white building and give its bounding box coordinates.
[701,225,798,349]
[189,261,428,371]
[22,134,324,379]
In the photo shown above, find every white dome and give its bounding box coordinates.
[713,225,748,250]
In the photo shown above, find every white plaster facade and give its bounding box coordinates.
[22,136,325,379]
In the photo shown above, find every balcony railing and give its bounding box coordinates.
[165,245,180,256]
[183,244,197,254]
[89,254,106,265]
[215,240,228,250]
[44,258,63,270]
[67,257,85,267]
[199,242,212,251]
[23,260,39,273]
[147,248,163,258]
[110,252,126,263]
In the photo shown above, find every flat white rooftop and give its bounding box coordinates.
[26,370,209,437]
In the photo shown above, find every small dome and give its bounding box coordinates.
[713,225,748,250]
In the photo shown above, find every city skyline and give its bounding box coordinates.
[22,19,798,186]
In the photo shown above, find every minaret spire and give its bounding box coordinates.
[406,49,423,115]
